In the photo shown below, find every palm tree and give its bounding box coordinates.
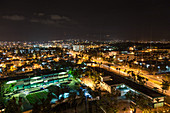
[108,64,111,70]
[116,68,121,74]
[127,71,131,77]
[131,71,136,82]
[145,78,148,86]
[137,75,145,85]
[137,74,142,84]
[161,79,169,93]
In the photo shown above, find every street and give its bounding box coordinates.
[92,58,170,96]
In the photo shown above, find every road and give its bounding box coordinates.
[91,58,170,96]
[68,51,169,96]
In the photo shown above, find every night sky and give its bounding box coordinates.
[0,0,170,41]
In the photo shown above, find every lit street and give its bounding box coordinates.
[91,57,170,96]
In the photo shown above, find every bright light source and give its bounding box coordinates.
[6,80,17,84]
[146,64,150,68]
[166,66,168,69]
[24,91,29,95]
[120,60,123,62]
[64,93,69,98]
[31,77,41,79]
[134,61,138,64]
[59,72,67,75]
[84,91,92,98]
[1,109,5,112]
[31,80,43,84]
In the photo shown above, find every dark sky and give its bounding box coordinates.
[0,0,170,41]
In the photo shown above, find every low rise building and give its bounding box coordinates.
[96,67,166,108]
[73,45,84,51]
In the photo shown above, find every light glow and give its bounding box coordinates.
[6,80,17,84]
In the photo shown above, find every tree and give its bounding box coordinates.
[125,91,152,113]
[98,93,119,113]
[47,85,60,100]
[131,71,136,81]
[4,82,16,94]
[108,64,111,70]
[116,68,121,74]
[136,75,145,85]
[137,75,142,84]
[88,56,92,62]
[88,69,101,89]
[32,93,53,113]
[161,79,169,93]
[127,71,131,77]
[0,81,6,105]
[68,92,79,113]
[31,102,41,113]
[5,97,22,113]
[145,78,148,86]
[72,68,83,79]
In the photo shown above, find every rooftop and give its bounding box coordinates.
[104,80,123,86]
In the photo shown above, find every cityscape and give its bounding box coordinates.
[0,0,170,113]
[0,40,169,113]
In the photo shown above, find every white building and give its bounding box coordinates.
[73,45,84,51]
